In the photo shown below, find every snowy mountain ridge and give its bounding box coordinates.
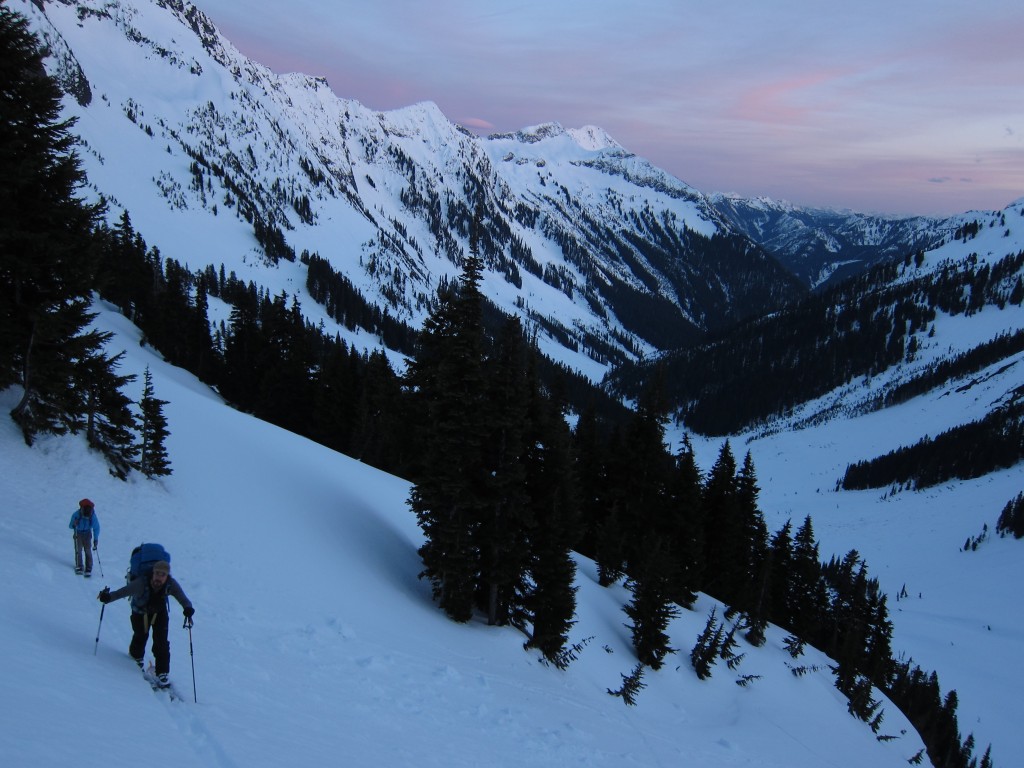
[19,0,806,378]
[707,192,952,289]
[25,0,1004,377]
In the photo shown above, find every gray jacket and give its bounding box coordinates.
[107,574,193,616]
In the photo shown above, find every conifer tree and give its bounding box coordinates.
[700,441,740,601]
[309,335,360,454]
[623,535,678,669]
[570,404,607,559]
[221,283,263,409]
[718,621,745,670]
[137,366,172,478]
[474,317,532,625]
[666,435,704,607]
[618,374,674,574]
[81,347,138,479]
[767,520,795,627]
[522,355,579,659]
[735,451,770,639]
[790,516,828,642]
[407,216,487,622]
[691,607,723,680]
[593,501,627,586]
[351,348,403,471]
[1,5,104,442]
[607,663,647,706]
[996,492,1024,538]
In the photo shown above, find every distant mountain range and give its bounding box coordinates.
[707,194,949,289]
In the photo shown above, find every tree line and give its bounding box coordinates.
[1,6,170,481]
[841,402,1024,491]
[406,223,991,765]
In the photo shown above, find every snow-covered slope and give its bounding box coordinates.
[1,299,930,768]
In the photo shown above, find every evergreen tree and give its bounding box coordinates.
[522,354,579,660]
[94,211,152,324]
[623,535,678,669]
[607,663,646,706]
[996,492,1024,538]
[188,272,215,381]
[665,435,704,607]
[593,499,627,586]
[309,334,360,454]
[718,621,745,670]
[735,451,770,641]
[476,317,532,626]
[767,520,795,627]
[253,292,315,434]
[790,516,828,642]
[137,366,172,478]
[220,282,263,409]
[690,607,723,680]
[80,347,138,479]
[407,219,487,622]
[591,421,632,586]
[618,373,674,574]
[700,441,741,602]
[1,5,104,442]
[571,404,610,560]
[350,348,403,472]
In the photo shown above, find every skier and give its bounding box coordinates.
[69,498,100,576]
[98,560,194,688]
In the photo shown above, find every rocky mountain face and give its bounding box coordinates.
[21,0,806,378]
[709,194,950,289]
[20,0,1008,391]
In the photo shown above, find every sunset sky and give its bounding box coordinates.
[198,0,1024,217]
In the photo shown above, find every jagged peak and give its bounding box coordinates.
[566,125,623,151]
[487,121,620,153]
[380,100,451,128]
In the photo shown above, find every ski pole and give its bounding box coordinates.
[185,617,197,703]
[93,543,104,578]
[93,604,105,656]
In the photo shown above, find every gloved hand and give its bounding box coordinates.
[98,587,111,603]
[183,606,195,618]
[93,541,98,551]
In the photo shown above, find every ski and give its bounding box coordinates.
[142,663,184,701]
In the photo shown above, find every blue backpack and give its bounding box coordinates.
[126,542,171,583]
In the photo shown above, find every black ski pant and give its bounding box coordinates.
[130,610,170,676]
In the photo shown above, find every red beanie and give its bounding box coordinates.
[79,498,94,509]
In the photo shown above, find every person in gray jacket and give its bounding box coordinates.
[98,560,194,687]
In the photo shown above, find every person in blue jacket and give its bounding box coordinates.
[69,498,100,576]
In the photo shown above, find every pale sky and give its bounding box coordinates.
[198,0,1024,217]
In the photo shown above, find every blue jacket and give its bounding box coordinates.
[69,509,100,540]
